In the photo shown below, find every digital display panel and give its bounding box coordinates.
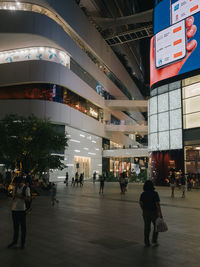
[155,20,186,68]
[171,0,200,24]
[151,0,200,88]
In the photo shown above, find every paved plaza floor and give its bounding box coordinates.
[1,182,200,267]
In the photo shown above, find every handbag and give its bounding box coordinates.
[156,217,168,232]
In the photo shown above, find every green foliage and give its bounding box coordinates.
[106,172,119,182]
[0,114,68,175]
[129,169,148,183]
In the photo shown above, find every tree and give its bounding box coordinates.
[0,114,68,176]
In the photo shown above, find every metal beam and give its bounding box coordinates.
[105,25,153,46]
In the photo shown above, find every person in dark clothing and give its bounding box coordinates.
[187,174,192,191]
[139,180,163,247]
[25,174,32,187]
[119,172,126,194]
[79,173,84,187]
[75,172,79,186]
[65,172,69,186]
[99,173,105,194]
[180,172,186,198]
[0,172,3,184]
[169,170,176,197]
[93,171,96,183]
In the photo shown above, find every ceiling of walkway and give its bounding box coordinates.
[75,0,155,97]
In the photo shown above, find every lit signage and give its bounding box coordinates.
[89,107,98,118]
[151,0,200,88]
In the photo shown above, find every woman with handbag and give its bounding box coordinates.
[139,180,163,247]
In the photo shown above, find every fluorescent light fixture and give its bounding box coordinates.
[80,134,85,138]
[66,134,71,138]
[88,152,96,155]
[66,164,74,167]
[57,176,65,179]
[70,139,80,143]
[74,150,80,153]
[96,148,100,151]
[92,140,96,143]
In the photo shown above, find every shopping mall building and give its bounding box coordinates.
[149,0,200,184]
[0,0,148,181]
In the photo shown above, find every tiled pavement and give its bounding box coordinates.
[1,182,200,267]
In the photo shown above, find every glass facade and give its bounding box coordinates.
[149,81,182,151]
[0,84,103,122]
[182,75,200,175]
[149,74,200,182]
[183,80,200,129]
[70,58,114,99]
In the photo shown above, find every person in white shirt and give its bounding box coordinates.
[7,176,31,249]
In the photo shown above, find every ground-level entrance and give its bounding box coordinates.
[74,156,91,178]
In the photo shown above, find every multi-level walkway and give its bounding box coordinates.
[0,183,200,267]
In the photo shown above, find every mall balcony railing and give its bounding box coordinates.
[104,120,148,134]
[103,145,148,150]
[102,147,149,158]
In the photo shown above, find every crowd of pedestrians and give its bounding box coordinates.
[2,168,199,251]
[69,172,84,187]
[168,169,193,198]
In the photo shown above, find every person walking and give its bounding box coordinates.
[75,172,79,186]
[93,171,96,183]
[51,183,59,206]
[119,173,125,194]
[169,170,176,198]
[65,172,69,186]
[187,174,192,191]
[99,173,105,194]
[139,180,163,247]
[71,177,75,186]
[79,173,84,187]
[180,172,186,198]
[8,176,31,249]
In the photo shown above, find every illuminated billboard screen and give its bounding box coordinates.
[150,0,200,88]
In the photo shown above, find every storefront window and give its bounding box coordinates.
[185,146,200,174]
[74,156,91,178]
[110,141,123,149]
[0,84,103,122]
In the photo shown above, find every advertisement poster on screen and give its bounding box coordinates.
[151,0,200,88]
